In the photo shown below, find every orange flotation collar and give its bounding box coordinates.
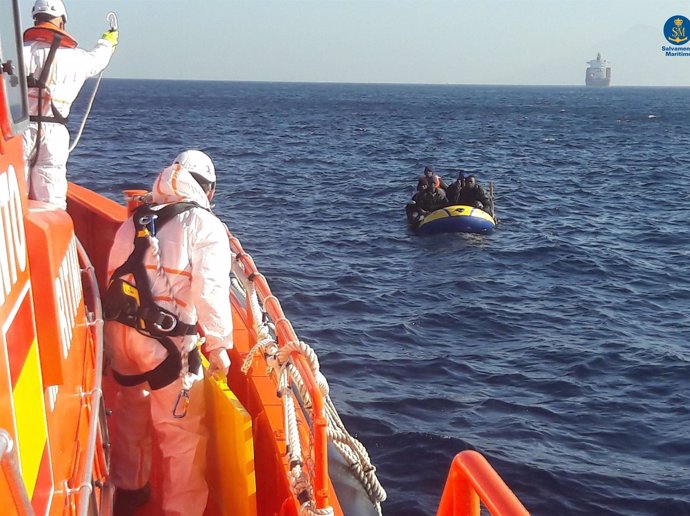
[23,22,77,48]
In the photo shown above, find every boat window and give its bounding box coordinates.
[0,0,29,134]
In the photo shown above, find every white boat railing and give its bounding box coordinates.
[75,239,112,516]
[0,429,35,516]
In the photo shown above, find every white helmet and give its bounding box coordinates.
[32,0,67,22]
[173,150,216,184]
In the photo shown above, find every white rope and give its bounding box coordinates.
[240,273,277,375]
[279,359,326,516]
[241,334,386,512]
[68,12,118,153]
[300,503,335,516]
[278,340,322,384]
[233,260,385,513]
[284,340,386,512]
[68,72,102,153]
[148,233,195,388]
[240,335,275,375]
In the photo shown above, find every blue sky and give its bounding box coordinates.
[20,0,690,86]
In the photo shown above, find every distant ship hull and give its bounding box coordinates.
[585,52,611,87]
[585,75,611,87]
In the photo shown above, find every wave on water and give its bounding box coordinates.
[72,81,690,516]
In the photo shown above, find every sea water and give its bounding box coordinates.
[72,81,690,516]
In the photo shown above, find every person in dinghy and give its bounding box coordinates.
[447,174,491,211]
[405,175,448,227]
[417,165,448,191]
[406,170,496,233]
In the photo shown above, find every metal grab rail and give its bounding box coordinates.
[436,450,529,516]
[227,231,330,510]
[75,239,110,516]
[0,429,35,516]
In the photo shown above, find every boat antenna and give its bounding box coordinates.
[69,12,118,153]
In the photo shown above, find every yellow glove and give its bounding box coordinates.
[102,30,118,47]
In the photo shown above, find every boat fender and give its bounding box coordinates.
[327,442,380,516]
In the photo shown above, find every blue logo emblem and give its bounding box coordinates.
[664,15,689,45]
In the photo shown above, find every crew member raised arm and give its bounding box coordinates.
[23,0,117,209]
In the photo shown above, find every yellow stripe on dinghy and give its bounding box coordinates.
[421,205,495,224]
[202,358,257,516]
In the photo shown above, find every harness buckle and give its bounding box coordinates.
[137,214,156,225]
[153,312,178,333]
[137,213,158,235]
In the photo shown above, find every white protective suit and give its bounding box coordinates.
[23,28,114,208]
[105,165,233,516]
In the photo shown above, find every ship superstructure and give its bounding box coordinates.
[585,52,611,87]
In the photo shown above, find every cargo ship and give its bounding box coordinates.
[0,1,531,515]
[585,52,611,87]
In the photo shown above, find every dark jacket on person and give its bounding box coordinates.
[415,186,448,213]
[452,181,490,210]
[445,179,464,203]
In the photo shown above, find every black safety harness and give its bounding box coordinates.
[26,34,68,167]
[103,201,204,390]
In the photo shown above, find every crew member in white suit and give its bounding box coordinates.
[23,0,117,208]
[104,150,233,516]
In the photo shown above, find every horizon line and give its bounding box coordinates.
[100,77,690,88]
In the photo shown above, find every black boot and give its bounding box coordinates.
[113,483,150,516]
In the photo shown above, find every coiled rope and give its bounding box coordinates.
[238,264,386,515]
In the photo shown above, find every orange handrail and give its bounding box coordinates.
[437,450,530,516]
[228,232,330,510]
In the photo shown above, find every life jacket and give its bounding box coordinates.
[24,22,78,48]
[103,201,205,389]
[23,23,77,126]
